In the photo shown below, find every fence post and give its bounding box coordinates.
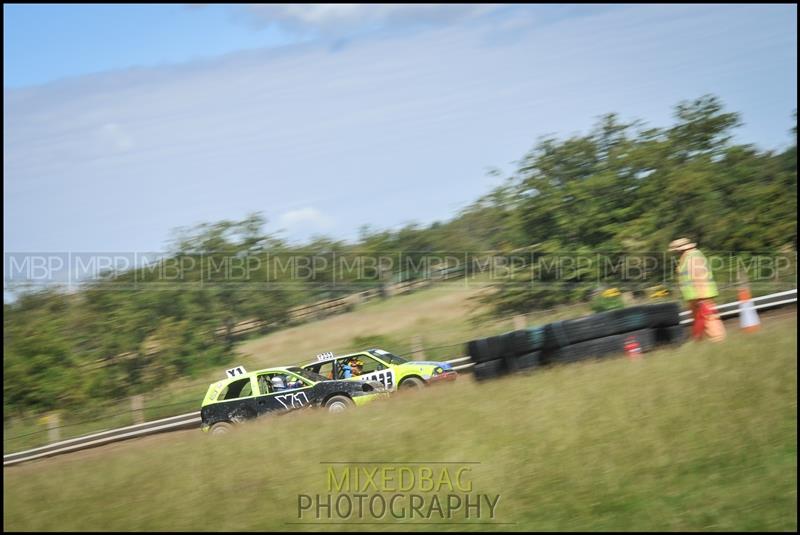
[131,395,145,424]
[411,335,426,359]
[514,314,527,330]
[47,413,61,443]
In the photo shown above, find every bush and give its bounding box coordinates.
[591,287,625,313]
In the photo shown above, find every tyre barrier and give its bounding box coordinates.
[473,351,542,381]
[655,324,687,345]
[468,326,546,364]
[473,359,504,381]
[517,351,541,371]
[549,328,656,364]
[467,302,684,382]
[543,302,680,350]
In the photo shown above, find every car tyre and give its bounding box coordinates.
[325,395,355,413]
[210,422,234,436]
[398,376,425,390]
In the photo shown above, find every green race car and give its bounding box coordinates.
[301,348,457,391]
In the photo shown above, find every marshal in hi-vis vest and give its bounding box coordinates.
[677,249,718,300]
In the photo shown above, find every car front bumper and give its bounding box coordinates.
[427,370,458,384]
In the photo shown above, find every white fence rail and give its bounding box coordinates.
[3,413,201,466]
[678,288,797,324]
[4,289,795,467]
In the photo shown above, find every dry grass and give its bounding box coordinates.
[238,284,496,367]
[237,282,595,369]
[4,314,796,531]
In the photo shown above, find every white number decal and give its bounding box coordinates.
[275,391,310,409]
[360,370,395,390]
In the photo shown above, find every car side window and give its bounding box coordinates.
[315,361,334,380]
[257,374,272,395]
[219,378,252,400]
[335,355,385,378]
[359,355,386,374]
[284,372,311,388]
[257,372,306,394]
[334,358,351,379]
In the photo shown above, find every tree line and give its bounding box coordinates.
[4,95,796,416]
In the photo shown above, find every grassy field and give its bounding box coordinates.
[5,277,794,453]
[235,280,595,366]
[4,313,796,531]
[4,282,595,453]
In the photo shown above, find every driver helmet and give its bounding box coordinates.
[270,376,286,390]
[349,358,364,373]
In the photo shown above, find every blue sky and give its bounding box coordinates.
[3,4,302,87]
[3,4,797,254]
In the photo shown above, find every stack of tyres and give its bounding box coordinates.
[468,326,544,381]
[465,302,686,381]
[548,328,657,363]
[655,324,687,345]
[648,303,688,345]
[544,302,683,364]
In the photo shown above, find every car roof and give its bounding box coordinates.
[253,366,294,374]
[301,348,386,367]
[214,366,299,385]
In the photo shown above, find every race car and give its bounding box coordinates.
[200,365,388,434]
[301,348,457,391]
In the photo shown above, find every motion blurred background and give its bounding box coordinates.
[3,4,797,531]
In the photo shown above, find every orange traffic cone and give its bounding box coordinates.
[738,286,760,333]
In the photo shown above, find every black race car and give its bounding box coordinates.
[200,366,388,434]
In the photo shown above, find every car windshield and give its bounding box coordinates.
[286,366,327,383]
[368,349,407,365]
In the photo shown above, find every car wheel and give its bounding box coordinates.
[210,422,233,436]
[325,395,354,413]
[399,377,425,390]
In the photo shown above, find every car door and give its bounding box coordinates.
[307,359,337,380]
[254,372,316,416]
[210,376,259,424]
[350,353,397,391]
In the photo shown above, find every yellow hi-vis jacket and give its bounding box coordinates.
[677,248,719,301]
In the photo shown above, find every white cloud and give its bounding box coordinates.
[235,4,502,36]
[100,122,135,152]
[279,207,334,230]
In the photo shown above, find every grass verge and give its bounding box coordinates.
[4,315,796,531]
